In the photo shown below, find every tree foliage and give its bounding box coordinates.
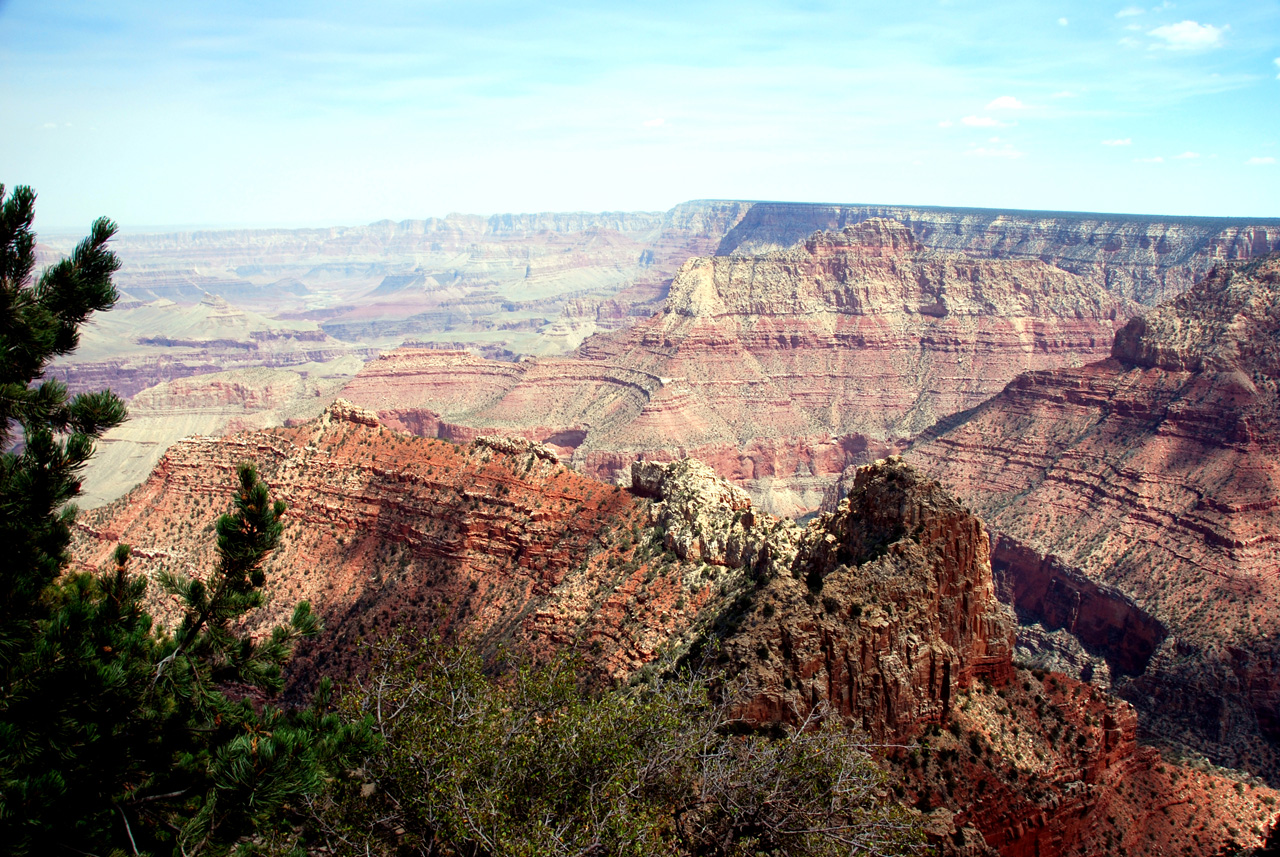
[310,636,922,857]
[0,184,371,856]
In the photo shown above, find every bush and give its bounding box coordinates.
[310,635,922,856]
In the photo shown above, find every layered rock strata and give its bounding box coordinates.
[716,202,1280,304]
[342,220,1133,514]
[72,428,1280,855]
[78,366,357,507]
[717,458,1017,737]
[907,254,1280,780]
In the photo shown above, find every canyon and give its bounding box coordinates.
[906,254,1280,782]
[44,199,1280,851]
[70,403,1280,855]
[715,202,1280,305]
[52,200,1280,509]
[341,218,1136,514]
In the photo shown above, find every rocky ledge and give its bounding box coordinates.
[70,417,1280,855]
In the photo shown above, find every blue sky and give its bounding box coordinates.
[2,0,1278,229]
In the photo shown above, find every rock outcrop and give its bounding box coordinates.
[719,457,1017,737]
[907,253,1280,780]
[70,415,1279,855]
[342,220,1134,514]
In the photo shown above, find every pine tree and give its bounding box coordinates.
[0,184,370,855]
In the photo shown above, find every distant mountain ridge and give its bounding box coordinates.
[714,201,1280,304]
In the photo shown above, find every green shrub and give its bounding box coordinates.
[310,635,922,856]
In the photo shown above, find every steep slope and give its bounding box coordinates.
[342,219,1134,514]
[907,253,1280,780]
[71,414,1279,855]
[716,202,1280,305]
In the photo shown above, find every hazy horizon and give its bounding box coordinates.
[5,1,1279,230]
[27,195,1280,240]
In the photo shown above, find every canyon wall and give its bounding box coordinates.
[907,253,1280,780]
[70,419,1280,855]
[342,219,1133,514]
[716,202,1280,305]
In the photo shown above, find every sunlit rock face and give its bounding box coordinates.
[715,201,1280,306]
[73,433,1280,857]
[342,220,1134,515]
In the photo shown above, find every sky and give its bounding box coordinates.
[2,0,1279,230]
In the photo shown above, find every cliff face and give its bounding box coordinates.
[73,429,1279,855]
[342,220,1132,514]
[71,415,1279,855]
[907,254,1280,780]
[720,458,1017,738]
[73,404,737,686]
[716,202,1280,305]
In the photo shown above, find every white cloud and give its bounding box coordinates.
[1173,151,1200,159]
[962,115,1010,127]
[966,146,1024,159]
[986,95,1026,110]
[1149,20,1227,50]
[1116,6,1145,17]
[1246,156,1276,165]
[1134,156,1165,163]
[42,122,57,129]
[1102,138,1132,146]
[1058,17,1069,26]
[642,118,665,127]
[1274,57,1280,79]
[937,119,954,128]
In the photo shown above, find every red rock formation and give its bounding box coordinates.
[72,405,736,687]
[989,534,1167,677]
[721,457,1016,738]
[908,254,1280,779]
[894,670,1280,856]
[341,220,1133,514]
[70,416,1279,855]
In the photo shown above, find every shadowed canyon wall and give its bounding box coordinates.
[908,254,1280,780]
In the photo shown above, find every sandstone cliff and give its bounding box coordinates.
[341,220,1133,515]
[907,253,1280,781]
[716,202,1280,305]
[71,422,1279,855]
